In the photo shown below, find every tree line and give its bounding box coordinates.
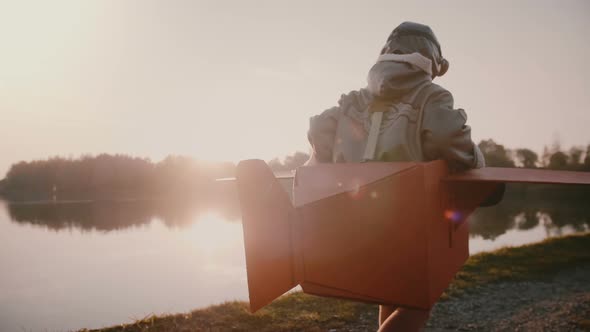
[478,139,590,170]
[0,154,235,201]
[0,140,588,201]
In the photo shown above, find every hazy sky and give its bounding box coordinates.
[1,0,589,176]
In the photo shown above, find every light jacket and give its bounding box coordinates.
[307,55,484,172]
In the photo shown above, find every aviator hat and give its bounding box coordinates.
[380,21,449,77]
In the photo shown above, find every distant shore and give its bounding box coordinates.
[84,232,590,332]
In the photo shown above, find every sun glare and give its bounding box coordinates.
[188,212,243,253]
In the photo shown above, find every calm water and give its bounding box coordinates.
[1,184,588,332]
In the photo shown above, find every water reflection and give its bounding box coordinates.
[6,183,589,241]
[6,185,242,232]
[468,184,590,240]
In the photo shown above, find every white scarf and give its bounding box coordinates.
[376,52,439,77]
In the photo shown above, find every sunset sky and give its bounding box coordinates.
[1,0,589,176]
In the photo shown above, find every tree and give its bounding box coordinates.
[478,139,515,167]
[548,151,568,170]
[540,145,551,168]
[267,158,285,172]
[515,148,538,168]
[283,151,310,170]
[585,144,590,170]
[268,151,310,171]
[569,147,584,169]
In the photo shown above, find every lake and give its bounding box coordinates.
[1,183,588,332]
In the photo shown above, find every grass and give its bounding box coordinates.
[444,232,590,299]
[87,232,590,332]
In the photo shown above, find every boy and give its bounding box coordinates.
[307,22,484,331]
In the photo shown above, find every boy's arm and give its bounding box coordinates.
[421,90,485,171]
[307,106,341,164]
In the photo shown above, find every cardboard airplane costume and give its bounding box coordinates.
[235,159,590,312]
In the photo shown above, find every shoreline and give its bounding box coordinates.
[86,232,590,332]
[86,233,590,332]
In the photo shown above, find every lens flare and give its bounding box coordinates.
[348,180,365,200]
[444,209,463,223]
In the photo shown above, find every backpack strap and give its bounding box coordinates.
[362,109,384,161]
[408,82,446,161]
[361,100,396,161]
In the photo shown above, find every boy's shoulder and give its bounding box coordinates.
[311,88,372,122]
[412,82,452,108]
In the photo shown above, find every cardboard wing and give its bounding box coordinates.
[236,160,590,312]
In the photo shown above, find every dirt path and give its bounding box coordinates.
[423,264,590,331]
[336,264,590,331]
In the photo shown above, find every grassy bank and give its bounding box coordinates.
[87,233,590,332]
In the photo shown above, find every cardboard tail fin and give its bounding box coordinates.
[236,160,298,312]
